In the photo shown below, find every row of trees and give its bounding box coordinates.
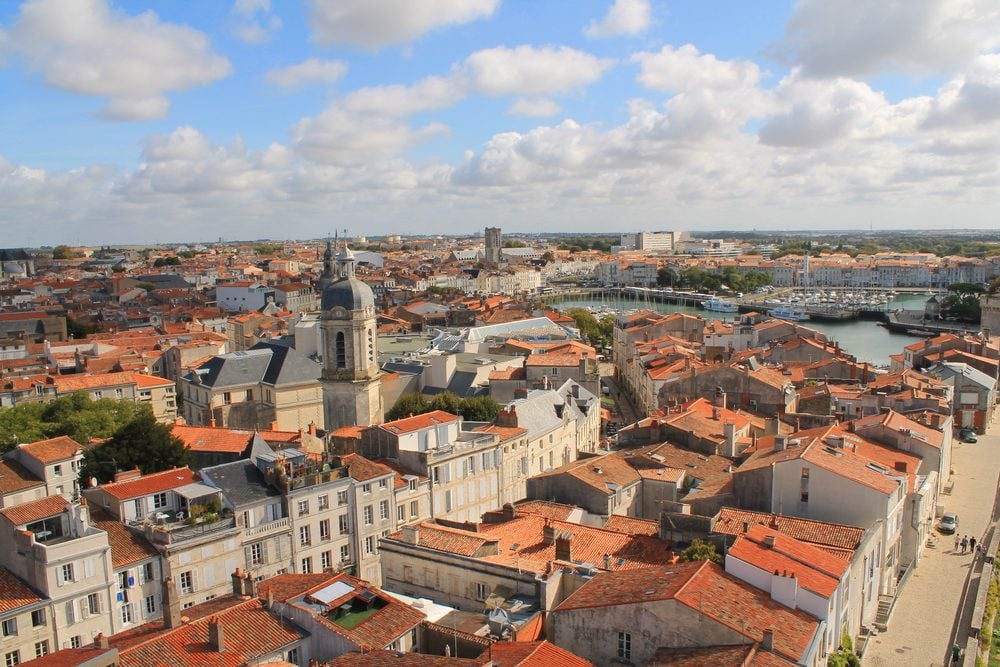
[385,391,502,422]
[657,266,772,294]
[0,393,147,452]
[564,307,615,348]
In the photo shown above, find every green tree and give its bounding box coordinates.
[0,394,146,452]
[51,245,73,259]
[385,393,430,421]
[502,240,527,248]
[78,412,192,485]
[66,316,100,338]
[429,391,463,414]
[657,267,678,287]
[942,284,983,322]
[541,251,556,262]
[678,539,723,565]
[153,256,181,267]
[565,308,610,347]
[458,396,501,422]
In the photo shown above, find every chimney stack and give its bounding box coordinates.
[94,633,109,650]
[402,524,420,545]
[762,629,774,652]
[603,554,612,569]
[208,617,225,653]
[502,503,516,521]
[243,571,255,597]
[231,568,243,596]
[162,577,182,629]
[542,522,557,546]
[723,422,737,457]
[555,533,573,562]
[774,436,787,452]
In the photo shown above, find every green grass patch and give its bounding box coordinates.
[331,607,379,629]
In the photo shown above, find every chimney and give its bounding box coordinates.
[764,418,779,436]
[894,461,907,472]
[763,534,776,548]
[208,617,225,653]
[402,524,420,545]
[94,633,109,650]
[231,568,243,596]
[243,571,255,597]
[113,468,142,483]
[712,407,721,421]
[603,554,612,569]
[742,521,750,533]
[308,421,317,436]
[774,436,787,452]
[502,503,516,521]
[495,406,519,428]
[762,629,775,652]
[542,522,557,545]
[714,387,727,409]
[723,422,737,457]
[270,420,279,430]
[555,533,573,562]
[209,417,217,427]
[163,577,182,629]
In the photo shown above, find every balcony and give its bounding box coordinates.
[264,463,348,493]
[141,515,238,545]
[245,517,290,538]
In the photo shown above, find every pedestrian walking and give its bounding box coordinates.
[971,536,978,554]
[961,536,969,553]
[955,535,961,551]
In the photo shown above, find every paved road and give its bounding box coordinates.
[864,416,1000,667]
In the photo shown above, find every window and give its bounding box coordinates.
[300,557,312,574]
[410,500,419,518]
[4,651,19,667]
[475,582,488,601]
[246,389,253,401]
[340,545,350,562]
[141,562,155,583]
[801,467,810,479]
[152,493,167,509]
[61,563,74,584]
[338,513,350,535]
[179,572,193,594]
[364,505,373,526]
[53,464,62,477]
[321,551,331,570]
[223,391,231,405]
[1,619,15,637]
[287,647,301,665]
[299,526,311,546]
[297,500,309,517]
[120,603,134,626]
[87,593,101,615]
[408,479,417,492]
[397,505,406,522]
[618,632,632,661]
[69,636,82,649]
[145,595,156,616]
[364,536,375,555]
[31,610,45,628]
[378,478,388,489]
[337,490,348,506]
[319,519,331,541]
[379,500,389,521]
[362,483,371,495]
[444,490,453,513]
[318,495,329,510]
[250,543,263,565]
[335,332,346,369]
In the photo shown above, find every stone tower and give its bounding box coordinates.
[485,226,502,266]
[320,242,383,431]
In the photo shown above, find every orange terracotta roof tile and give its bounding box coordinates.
[714,508,863,554]
[603,515,660,537]
[98,467,197,501]
[0,459,45,495]
[489,641,596,667]
[90,508,159,569]
[17,435,82,463]
[0,495,70,526]
[171,424,254,454]
[380,410,459,434]
[0,566,42,614]
[728,525,846,598]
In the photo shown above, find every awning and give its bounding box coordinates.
[174,482,219,500]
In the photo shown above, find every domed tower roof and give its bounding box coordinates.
[321,241,374,311]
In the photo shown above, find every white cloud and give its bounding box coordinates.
[3,0,230,121]
[340,76,464,116]
[463,45,613,96]
[306,0,499,49]
[230,0,282,43]
[508,97,561,117]
[633,44,760,93]
[584,0,651,38]
[777,0,1000,77]
[923,55,1000,128]
[265,59,348,90]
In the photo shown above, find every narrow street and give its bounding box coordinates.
[864,416,1000,666]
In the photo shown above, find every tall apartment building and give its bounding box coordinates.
[618,231,688,253]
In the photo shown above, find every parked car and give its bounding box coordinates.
[938,512,959,534]
[959,428,978,443]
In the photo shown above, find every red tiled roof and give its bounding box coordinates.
[489,641,596,666]
[341,453,395,483]
[112,596,303,666]
[728,525,847,597]
[171,424,254,454]
[714,508,864,555]
[90,509,159,569]
[380,410,459,434]
[98,467,197,501]
[17,647,118,667]
[0,495,70,526]
[0,459,44,495]
[603,515,660,537]
[0,566,42,614]
[17,435,82,463]
[325,651,481,666]
[390,522,497,557]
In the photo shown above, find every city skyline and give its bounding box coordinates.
[2,0,1000,245]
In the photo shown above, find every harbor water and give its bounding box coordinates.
[549,293,933,366]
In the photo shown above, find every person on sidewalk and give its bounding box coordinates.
[955,534,961,551]
[961,535,969,553]
[971,536,978,554]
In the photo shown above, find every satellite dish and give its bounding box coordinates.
[89,477,98,488]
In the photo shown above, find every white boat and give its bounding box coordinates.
[769,305,810,321]
[702,298,739,313]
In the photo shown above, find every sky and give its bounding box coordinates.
[1,0,1000,246]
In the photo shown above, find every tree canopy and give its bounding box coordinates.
[51,245,74,259]
[385,392,501,423]
[0,393,148,452]
[78,412,192,486]
[564,308,614,347]
[678,539,723,565]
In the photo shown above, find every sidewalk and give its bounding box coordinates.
[864,418,1000,666]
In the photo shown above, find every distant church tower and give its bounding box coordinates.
[318,238,335,294]
[320,242,383,431]
[485,227,502,266]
